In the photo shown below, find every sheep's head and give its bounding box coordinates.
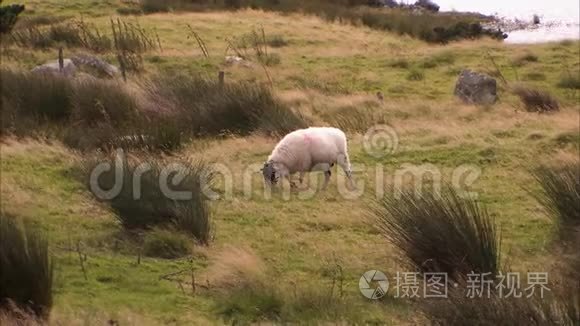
[261,161,279,186]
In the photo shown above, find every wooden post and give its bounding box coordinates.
[58,47,64,72]
[218,70,225,87]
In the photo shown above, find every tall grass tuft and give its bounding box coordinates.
[144,73,307,137]
[0,212,53,319]
[9,19,111,51]
[321,104,385,133]
[419,282,579,325]
[371,186,500,283]
[82,154,214,244]
[70,78,139,128]
[512,85,560,113]
[532,161,580,241]
[557,74,580,90]
[0,68,73,121]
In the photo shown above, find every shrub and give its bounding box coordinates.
[406,68,425,81]
[371,186,500,283]
[0,212,53,319]
[512,86,560,113]
[83,155,213,244]
[143,228,191,259]
[557,74,580,90]
[0,68,73,121]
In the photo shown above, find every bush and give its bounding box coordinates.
[83,155,213,244]
[371,186,500,282]
[512,86,559,113]
[406,68,425,81]
[143,228,192,259]
[0,212,53,319]
[0,68,73,121]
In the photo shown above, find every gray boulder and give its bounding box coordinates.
[31,59,76,76]
[454,70,498,105]
[70,54,120,77]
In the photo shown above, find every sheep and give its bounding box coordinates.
[261,127,354,190]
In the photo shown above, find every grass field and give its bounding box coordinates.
[1,0,579,324]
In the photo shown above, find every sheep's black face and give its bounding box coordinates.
[262,162,278,185]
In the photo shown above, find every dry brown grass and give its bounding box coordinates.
[203,245,266,291]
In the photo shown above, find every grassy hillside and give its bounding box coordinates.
[1,0,579,324]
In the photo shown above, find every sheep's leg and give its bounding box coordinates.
[286,174,297,189]
[298,172,305,184]
[322,170,332,190]
[337,153,355,189]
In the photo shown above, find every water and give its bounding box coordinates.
[434,0,580,43]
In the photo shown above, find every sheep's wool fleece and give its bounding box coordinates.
[268,127,348,173]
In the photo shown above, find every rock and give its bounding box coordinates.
[224,55,253,68]
[70,54,120,77]
[454,70,498,105]
[31,59,76,76]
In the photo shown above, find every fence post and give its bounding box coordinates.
[218,70,225,87]
[58,47,64,73]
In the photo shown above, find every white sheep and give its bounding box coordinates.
[261,127,354,189]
